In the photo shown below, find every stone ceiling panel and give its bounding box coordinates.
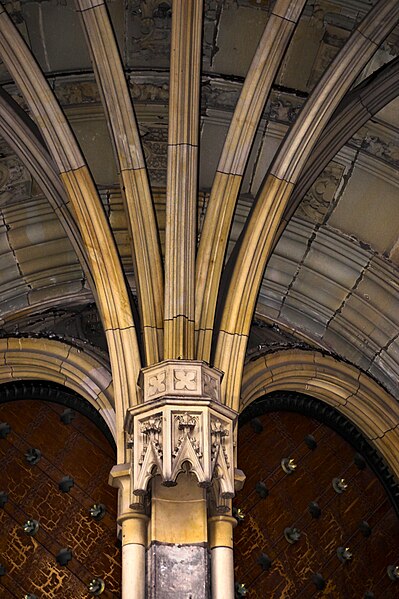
[212,4,269,77]
[16,0,91,74]
[328,161,399,256]
[257,220,399,398]
[66,109,118,187]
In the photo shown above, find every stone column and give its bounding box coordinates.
[208,515,237,599]
[147,473,209,598]
[109,464,148,599]
[125,360,238,598]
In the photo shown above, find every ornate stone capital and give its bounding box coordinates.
[126,361,237,509]
[138,359,223,402]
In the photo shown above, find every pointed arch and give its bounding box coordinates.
[241,349,399,478]
[0,337,116,443]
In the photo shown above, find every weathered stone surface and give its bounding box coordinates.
[147,542,209,599]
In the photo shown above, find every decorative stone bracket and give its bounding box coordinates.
[125,361,237,508]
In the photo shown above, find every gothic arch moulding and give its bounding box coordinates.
[0,337,115,442]
[241,349,399,478]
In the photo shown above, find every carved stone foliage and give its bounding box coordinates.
[350,125,399,169]
[383,29,399,57]
[126,1,272,68]
[0,155,32,207]
[128,402,236,507]
[0,138,13,158]
[203,371,218,400]
[53,73,172,107]
[127,360,237,509]
[2,0,25,25]
[296,162,345,224]
[202,79,240,113]
[7,70,308,134]
[174,369,197,391]
[203,1,221,68]
[1,84,28,112]
[264,91,305,125]
[141,126,168,184]
[128,77,169,103]
[307,24,351,90]
[55,80,101,106]
[0,163,8,188]
[208,0,271,7]
[202,80,305,125]
[148,372,166,396]
[127,0,172,67]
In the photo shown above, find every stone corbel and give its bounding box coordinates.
[109,463,147,517]
[208,468,247,515]
[125,360,237,508]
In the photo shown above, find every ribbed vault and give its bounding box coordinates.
[0,0,397,511]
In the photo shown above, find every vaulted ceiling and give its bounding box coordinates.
[0,0,398,409]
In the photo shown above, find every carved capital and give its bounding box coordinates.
[139,359,223,402]
[126,360,237,509]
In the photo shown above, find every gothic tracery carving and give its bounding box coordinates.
[127,360,237,506]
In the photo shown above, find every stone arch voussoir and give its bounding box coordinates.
[241,349,399,478]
